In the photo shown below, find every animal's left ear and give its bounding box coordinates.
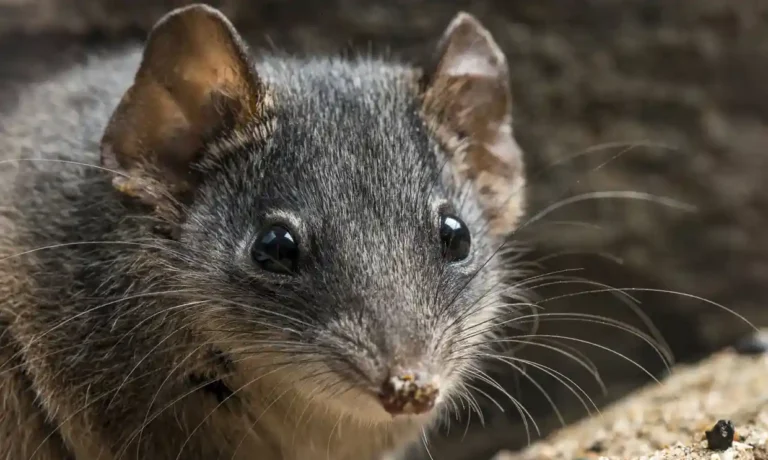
[422,12,525,236]
[99,4,267,209]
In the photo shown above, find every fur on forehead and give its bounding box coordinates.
[421,12,526,237]
[98,4,526,240]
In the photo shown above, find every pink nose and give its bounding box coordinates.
[378,372,439,416]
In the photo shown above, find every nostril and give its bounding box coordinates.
[378,372,439,416]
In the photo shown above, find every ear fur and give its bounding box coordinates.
[100,4,268,206]
[422,12,525,236]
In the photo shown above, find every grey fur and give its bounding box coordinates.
[0,13,524,460]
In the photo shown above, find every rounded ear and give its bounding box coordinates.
[100,4,268,206]
[422,12,525,236]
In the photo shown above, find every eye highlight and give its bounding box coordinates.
[439,214,471,262]
[251,225,299,275]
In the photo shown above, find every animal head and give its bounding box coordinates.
[101,3,526,421]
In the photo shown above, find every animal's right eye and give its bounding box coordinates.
[251,225,299,275]
[439,214,471,262]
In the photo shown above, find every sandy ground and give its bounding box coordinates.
[494,334,768,460]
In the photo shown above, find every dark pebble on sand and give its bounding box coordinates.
[705,419,735,451]
[734,331,768,355]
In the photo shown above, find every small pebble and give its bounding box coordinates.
[586,440,605,453]
[733,331,768,355]
[706,420,736,451]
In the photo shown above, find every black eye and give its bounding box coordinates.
[439,214,471,262]
[251,225,299,275]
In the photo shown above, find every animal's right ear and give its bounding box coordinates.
[100,4,268,207]
[421,12,525,236]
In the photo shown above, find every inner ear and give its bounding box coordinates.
[100,4,268,206]
[422,12,526,236]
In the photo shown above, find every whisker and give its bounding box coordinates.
[528,141,680,183]
[200,295,316,330]
[516,191,695,233]
[174,363,293,460]
[490,334,660,382]
[533,248,625,266]
[438,268,583,344]
[231,377,311,458]
[421,427,436,460]
[480,354,567,427]
[0,158,129,177]
[460,275,678,366]
[1,289,198,372]
[326,412,344,460]
[536,286,758,332]
[509,313,673,370]
[462,375,505,417]
[536,337,600,377]
[0,240,188,263]
[480,351,599,419]
[523,276,669,355]
[452,377,486,428]
[107,323,197,411]
[459,332,605,392]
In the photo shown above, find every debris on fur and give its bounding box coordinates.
[492,334,768,460]
[379,374,439,416]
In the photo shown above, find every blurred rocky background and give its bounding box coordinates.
[2,1,767,459]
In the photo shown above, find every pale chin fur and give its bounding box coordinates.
[225,358,443,459]
[234,354,457,425]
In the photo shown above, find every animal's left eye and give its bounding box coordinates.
[439,214,471,262]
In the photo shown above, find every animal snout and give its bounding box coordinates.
[377,370,440,416]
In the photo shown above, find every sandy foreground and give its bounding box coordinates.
[494,333,768,460]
